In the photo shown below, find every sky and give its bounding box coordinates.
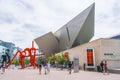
[0,0,120,49]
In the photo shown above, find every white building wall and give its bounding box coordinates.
[60,38,120,70]
[100,39,120,69]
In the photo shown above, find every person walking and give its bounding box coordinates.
[40,54,50,75]
[36,57,42,75]
[1,54,7,74]
[68,61,73,74]
[47,61,50,73]
[38,64,42,75]
[103,60,109,75]
[100,61,104,72]
[1,61,6,74]
[41,61,49,75]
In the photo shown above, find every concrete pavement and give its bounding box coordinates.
[0,68,120,80]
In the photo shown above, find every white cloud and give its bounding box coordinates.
[92,0,120,40]
[0,0,120,49]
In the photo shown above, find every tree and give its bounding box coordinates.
[24,58,30,65]
[12,58,19,66]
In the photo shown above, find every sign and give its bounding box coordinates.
[86,48,95,68]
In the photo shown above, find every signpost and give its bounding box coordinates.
[73,56,79,73]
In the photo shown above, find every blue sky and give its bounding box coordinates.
[0,0,120,49]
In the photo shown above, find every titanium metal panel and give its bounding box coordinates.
[35,3,95,56]
[34,32,59,57]
[54,3,95,51]
[72,3,95,47]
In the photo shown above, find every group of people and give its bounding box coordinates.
[36,56,50,75]
[37,57,76,75]
[100,60,109,74]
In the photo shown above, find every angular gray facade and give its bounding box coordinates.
[34,32,59,57]
[35,3,95,57]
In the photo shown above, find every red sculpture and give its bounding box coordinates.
[6,41,45,69]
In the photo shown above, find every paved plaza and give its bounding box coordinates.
[0,68,120,80]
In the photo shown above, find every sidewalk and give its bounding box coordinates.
[0,68,120,80]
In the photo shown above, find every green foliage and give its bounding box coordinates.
[47,52,70,65]
[12,58,19,65]
[47,55,55,65]
[24,58,30,65]
[56,54,64,64]
[12,58,30,65]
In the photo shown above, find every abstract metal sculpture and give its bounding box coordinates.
[6,41,45,69]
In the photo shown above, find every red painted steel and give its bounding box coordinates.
[6,41,45,69]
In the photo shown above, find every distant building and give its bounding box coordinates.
[110,34,120,39]
[35,3,95,57]
[0,40,15,61]
[0,45,7,62]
